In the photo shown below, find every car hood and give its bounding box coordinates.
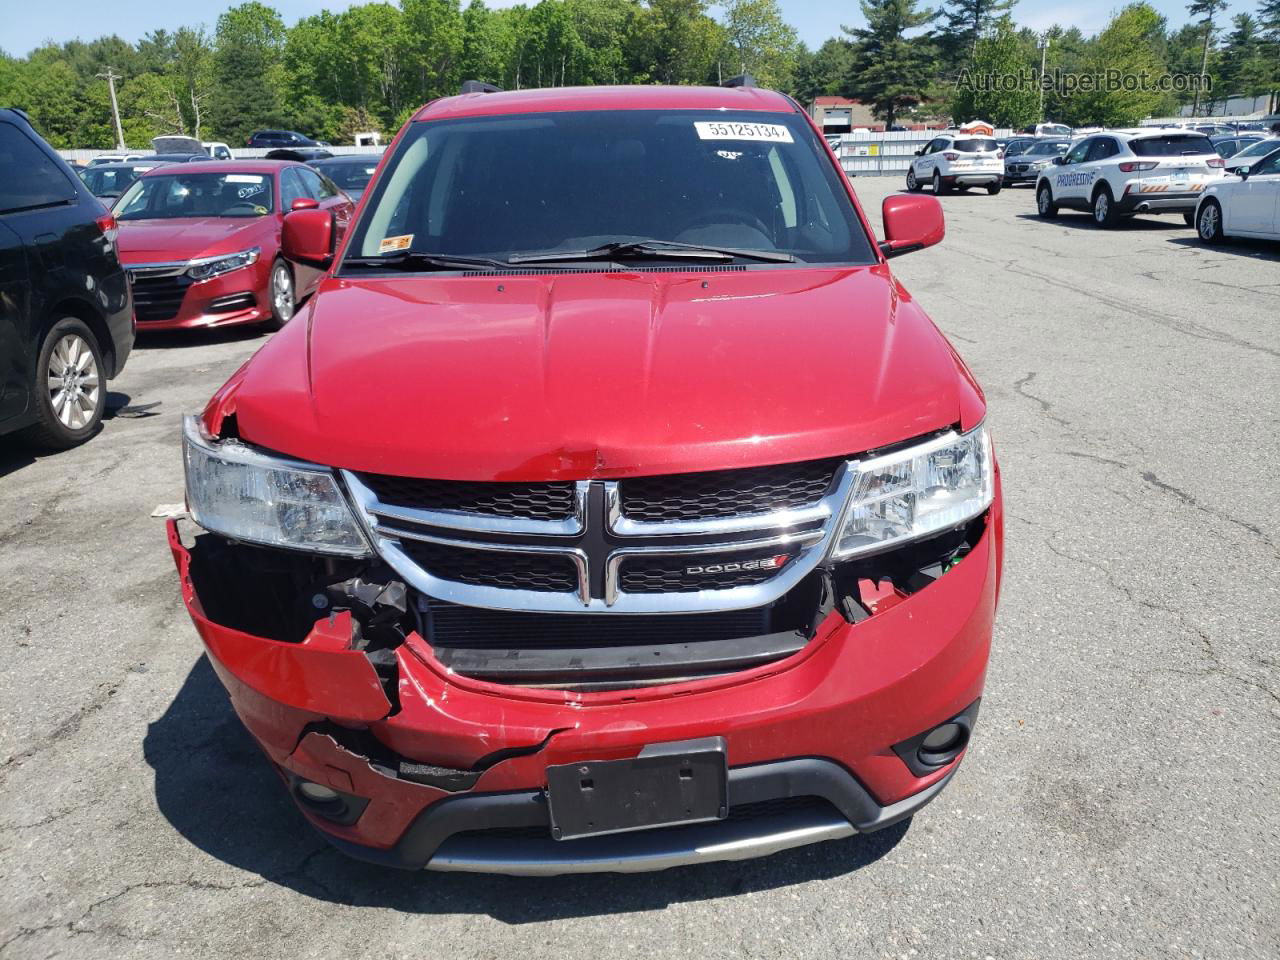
[225,266,982,481]
[116,216,273,263]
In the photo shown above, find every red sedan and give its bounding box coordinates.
[114,160,352,331]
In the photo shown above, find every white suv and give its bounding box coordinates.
[907,135,1003,195]
[1035,130,1225,227]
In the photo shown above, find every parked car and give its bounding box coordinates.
[1002,136,1039,158]
[137,152,207,163]
[247,129,319,148]
[907,134,1003,194]
[203,141,233,160]
[0,108,133,448]
[1021,123,1072,138]
[1222,137,1280,174]
[309,155,379,201]
[79,160,170,201]
[1210,134,1264,159]
[1004,139,1073,185]
[170,81,1003,874]
[1035,129,1224,227]
[264,147,334,162]
[1194,145,1280,243]
[87,153,144,166]
[112,160,352,331]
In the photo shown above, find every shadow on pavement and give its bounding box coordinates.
[0,392,137,477]
[1166,235,1280,260]
[135,326,266,351]
[1014,212,1190,231]
[145,657,910,919]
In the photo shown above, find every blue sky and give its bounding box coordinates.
[2,0,1248,59]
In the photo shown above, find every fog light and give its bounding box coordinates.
[921,723,963,753]
[297,780,340,803]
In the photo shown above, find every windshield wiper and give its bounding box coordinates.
[343,250,509,272]
[507,239,795,265]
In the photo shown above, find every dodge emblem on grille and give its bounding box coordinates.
[686,555,790,576]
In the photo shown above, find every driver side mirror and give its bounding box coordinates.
[1052,156,1066,165]
[1238,166,1251,180]
[282,208,335,269]
[879,194,944,260]
[914,147,925,156]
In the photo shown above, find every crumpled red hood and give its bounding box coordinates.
[221,266,982,481]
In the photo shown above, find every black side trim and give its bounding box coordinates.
[892,698,981,777]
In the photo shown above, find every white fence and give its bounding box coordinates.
[832,130,1017,178]
[56,144,387,164]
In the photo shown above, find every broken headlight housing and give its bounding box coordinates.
[830,423,993,559]
[182,415,371,556]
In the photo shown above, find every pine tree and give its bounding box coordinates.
[937,0,1016,74]
[1258,0,1280,113]
[842,0,937,127]
[1186,0,1227,114]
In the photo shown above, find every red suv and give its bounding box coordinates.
[170,82,1003,875]
[114,161,352,331]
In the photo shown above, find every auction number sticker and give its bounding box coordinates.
[226,174,265,183]
[379,234,413,253]
[694,121,793,143]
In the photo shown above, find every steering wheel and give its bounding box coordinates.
[678,206,771,239]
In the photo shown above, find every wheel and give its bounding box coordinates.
[1182,211,1195,227]
[987,182,1002,195]
[1197,200,1224,243]
[906,168,920,192]
[932,170,949,195]
[267,258,295,329]
[1036,183,1058,218]
[1092,186,1120,227]
[20,318,106,450]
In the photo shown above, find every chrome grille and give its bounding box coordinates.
[342,460,852,615]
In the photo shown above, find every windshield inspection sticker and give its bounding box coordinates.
[225,174,265,183]
[695,121,793,143]
[379,234,413,253]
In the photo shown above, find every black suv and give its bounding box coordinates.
[247,129,318,148]
[0,108,133,448]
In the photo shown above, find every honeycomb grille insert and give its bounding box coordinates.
[357,474,576,520]
[399,540,577,593]
[619,459,842,523]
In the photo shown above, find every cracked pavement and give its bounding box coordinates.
[1,180,1277,959]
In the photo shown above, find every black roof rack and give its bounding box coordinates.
[460,80,502,95]
[722,74,757,89]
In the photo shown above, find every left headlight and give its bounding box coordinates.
[183,415,371,556]
[187,247,260,282]
[829,423,994,560]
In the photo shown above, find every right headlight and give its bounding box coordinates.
[830,423,993,560]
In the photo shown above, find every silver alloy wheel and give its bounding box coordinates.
[1199,203,1219,240]
[906,169,917,190]
[932,171,941,192]
[1038,187,1050,214]
[46,333,99,430]
[272,261,294,323]
[1094,191,1109,222]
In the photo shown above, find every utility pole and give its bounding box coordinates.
[97,68,126,150]
[1038,35,1051,123]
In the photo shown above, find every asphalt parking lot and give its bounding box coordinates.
[2,177,1277,960]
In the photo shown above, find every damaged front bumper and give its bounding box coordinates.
[168,500,1000,874]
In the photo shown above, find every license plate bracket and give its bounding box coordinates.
[546,737,728,841]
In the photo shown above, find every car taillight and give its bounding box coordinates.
[943,152,958,161]
[95,211,118,246]
[1117,161,1159,172]
[1206,157,1225,168]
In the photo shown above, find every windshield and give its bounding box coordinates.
[1028,141,1071,156]
[1130,135,1215,157]
[345,109,875,267]
[115,172,275,220]
[1236,138,1279,158]
[81,166,145,197]
[316,161,377,193]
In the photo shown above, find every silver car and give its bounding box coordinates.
[1005,139,1073,185]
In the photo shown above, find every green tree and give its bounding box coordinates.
[951,18,1039,126]
[1069,3,1170,126]
[633,0,725,85]
[209,2,287,144]
[937,0,1016,73]
[791,37,855,102]
[1186,0,1227,113]
[1258,0,1280,113]
[720,0,799,89]
[842,0,937,127]
[1218,14,1270,103]
[399,0,465,102]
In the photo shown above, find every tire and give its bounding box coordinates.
[932,170,949,195]
[1092,186,1120,227]
[1036,183,1058,218]
[266,258,296,330]
[987,182,1002,195]
[1182,211,1195,227]
[20,318,106,450]
[906,168,921,192]
[1197,200,1225,243]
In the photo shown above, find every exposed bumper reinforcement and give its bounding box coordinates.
[320,758,959,875]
